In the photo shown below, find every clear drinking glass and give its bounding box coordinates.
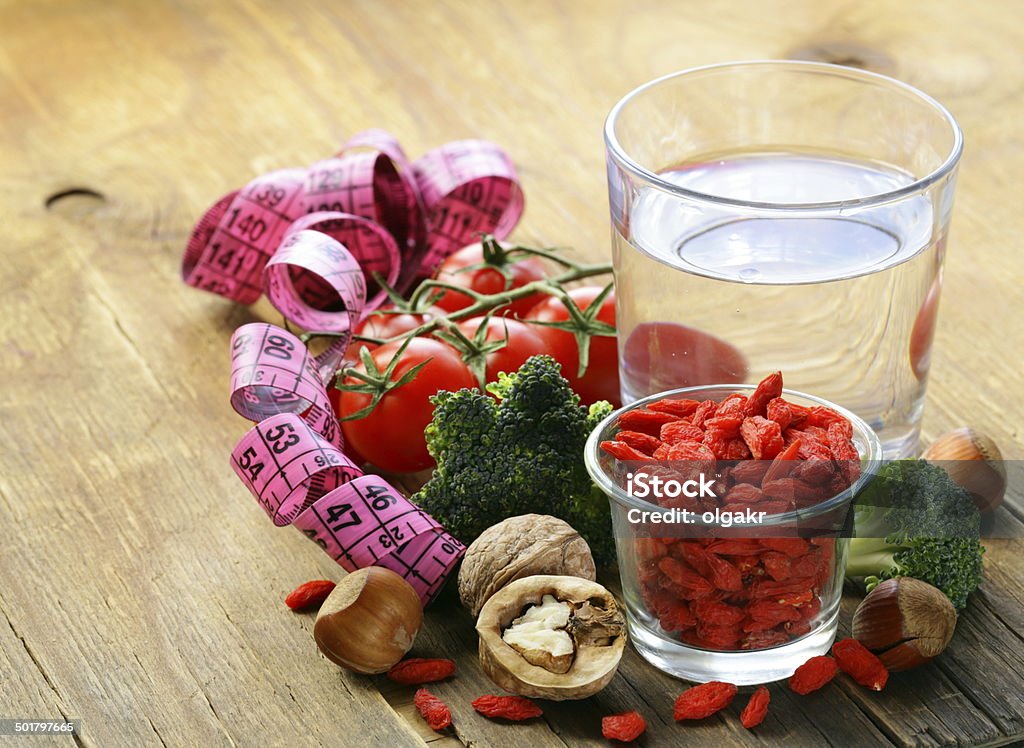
[585,385,882,684]
[604,61,963,458]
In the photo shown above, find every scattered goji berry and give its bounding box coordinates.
[472,694,543,721]
[832,638,889,691]
[736,686,769,730]
[602,711,647,742]
[387,658,456,685]
[413,688,452,731]
[788,655,839,694]
[284,580,336,611]
[673,681,738,720]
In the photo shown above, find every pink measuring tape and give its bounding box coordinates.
[186,129,523,603]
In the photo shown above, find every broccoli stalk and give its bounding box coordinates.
[415,355,615,563]
[847,460,984,610]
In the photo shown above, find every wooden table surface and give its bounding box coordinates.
[2,1,1023,746]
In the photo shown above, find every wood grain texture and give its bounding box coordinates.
[1,0,1022,746]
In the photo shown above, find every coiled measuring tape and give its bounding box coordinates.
[185,130,524,603]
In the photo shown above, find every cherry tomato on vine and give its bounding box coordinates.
[524,286,620,406]
[433,241,546,317]
[455,316,550,383]
[353,305,444,349]
[338,338,476,473]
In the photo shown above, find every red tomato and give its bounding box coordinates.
[909,274,942,381]
[455,316,550,382]
[524,287,620,406]
[433,242,546,317]
[339,338,475,472]
[354,305,442,344]
[620,321,748,394]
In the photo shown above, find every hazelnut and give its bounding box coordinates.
[476,574,625,700]
[459,515,596,616]
[922,427,1006,514]
[314,567,422,674]
[852,577,957,671]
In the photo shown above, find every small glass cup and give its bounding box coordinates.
[604,61,963,458]
[585,384,882,684]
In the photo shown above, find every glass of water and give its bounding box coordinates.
[604,61,963,457]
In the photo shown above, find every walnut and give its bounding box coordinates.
[458,515,596,616]
[476,575,626,700]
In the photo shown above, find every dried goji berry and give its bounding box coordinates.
[761,551,793,581]
[387,658,456,685]
[677,542,712,576]
[723,437,753,460]
[729,460,771,485]
[659,603,696,632]
[600,440,651,461]
[785,620,812,637]
[673,681,738,720]
[725,483,764,504]
[759,537,808,558]
[704,414,743,437]
[716,393,748,417]
[762,438,802,483]
[691,399,719,428]
[806,406,847,430]
[741,630,789,649]
[602,711,647,742]
[706,553,743,592]
[413,688,452,731]
[695,622,742,649]
[693,598,746,627]
[744,371,783,417]
[648,398,702,417]
[795,458,835,485]
[706,539,762,556]
[616,430,661,455]
[788,656,839,694]
[740,685,770,729]
[740,416,785,459]
[285,580,336,611]
[659,557,715,598]
[636,537,669,563]
[618,409,680,435]
[832,638,889,691]
[472,694,543,721]
[766,397,794,430]
[746,599,802,625]
[661,420,706,444]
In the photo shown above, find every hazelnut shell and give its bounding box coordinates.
[459,514,596,615]
[314,567,423,674]
[852,577,957,671]
[476,574,625,700]
[922,427,1006,513]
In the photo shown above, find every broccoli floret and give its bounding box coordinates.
[847,460,984,609]
[415,355,615,564]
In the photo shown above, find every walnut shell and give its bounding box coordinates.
[476,575,626,700]
[459,515,596,615]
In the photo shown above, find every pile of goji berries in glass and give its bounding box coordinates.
[600,371,862,651]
